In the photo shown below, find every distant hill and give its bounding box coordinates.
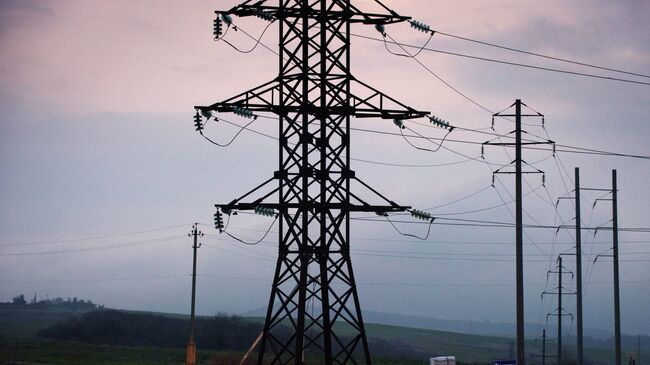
[360,310,616,340]
[243,307,615,339]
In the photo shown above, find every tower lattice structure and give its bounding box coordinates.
[195,1,428,363]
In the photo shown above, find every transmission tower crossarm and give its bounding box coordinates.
[217,202,407,212]
[219,2,412,25]
[351,176,409,212]
[494,113,543,118]
[547,312,574,317]
[214,174,410,213]
[485,141,553,146]
[196,78,430,120]
[542,291,577,296]
[196,79,282,115]
[349,79,429,119]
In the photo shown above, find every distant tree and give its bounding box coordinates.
[3,293,99,311]
[12,294,27,306]
[33,298,52,309]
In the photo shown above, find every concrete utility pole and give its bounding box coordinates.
[514,99,525,365]
[186,223,202,365]
[613,169,622,365]
[532,329,550,365]
[556,167,586,365]
[543,256,576,365]
[583,170,622,365]
[638,335,642,365]
[557,256,563,365]
[542,329,547,365]
[588,169,622,365]
[575,168,584,365]
[485,100,553,365]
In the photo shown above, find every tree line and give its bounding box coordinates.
[38,310,263,350]
[36,310,425,360]
[0,294,102,311]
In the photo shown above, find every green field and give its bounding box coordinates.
[0,337,212,365]
[0,337,421,365]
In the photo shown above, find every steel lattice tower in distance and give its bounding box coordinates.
[195,1,428,363]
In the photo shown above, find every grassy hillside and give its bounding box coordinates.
[0,308,83,338]
[365,322,512,362]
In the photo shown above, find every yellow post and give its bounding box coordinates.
[186,341,196,365]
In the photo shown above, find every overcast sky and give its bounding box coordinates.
[1,0,648,338]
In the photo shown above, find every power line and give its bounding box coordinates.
[200,116,260,147]
[365,122,650,161]
[351,250,650,263]
[218,117,479,168]
[350,156,475,168]
[357,32,650,86]
[204,234,650,264]
[384,32,496,114]
[424,185,492,211]
[436,184,550,217]
[221,216,278,245]
[221,225,650,246]
[219,20,276,54]
[2,272,647,286]
[213,34,650,162]
[202,241,275,263]
[399,125,453,153]
[0,274,190,284]
[0,235,184,256]
[384,215,434,241]
[351,216,650,233]
[0,224,190,246]
[232,19,650,83]
[431,29,650,80]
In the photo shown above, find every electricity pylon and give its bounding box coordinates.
[194,1,428,363]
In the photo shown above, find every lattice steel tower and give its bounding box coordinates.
[195,1,428,363]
